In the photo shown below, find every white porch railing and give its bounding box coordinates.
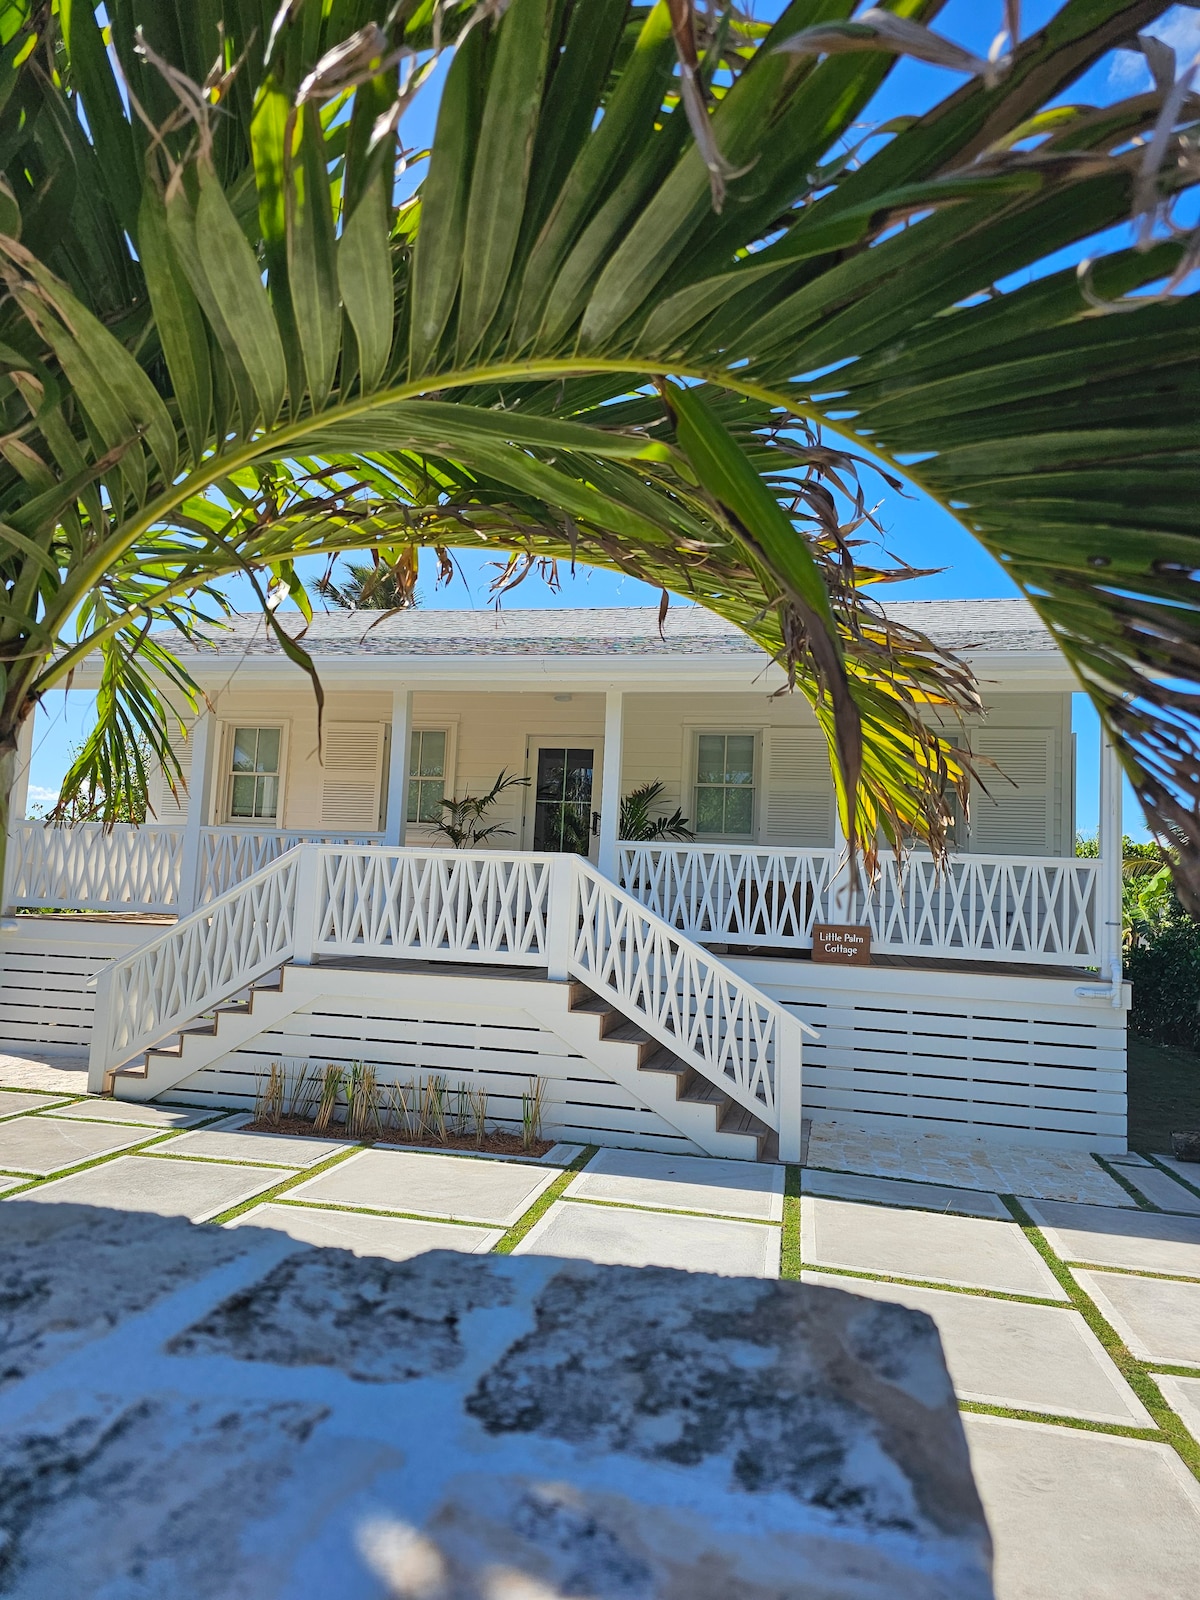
[619,844,1101,967]
[6,820,185,913]
[89,846,808,1151]
[198,827,382,905]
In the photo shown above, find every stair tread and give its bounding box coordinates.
[638,1048,688,1077]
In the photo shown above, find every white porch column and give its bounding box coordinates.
[597,689,624,881]
[176,710,216,915]
[11,713,32,821]
[1098,727,1123,993]
[383,687,413,847]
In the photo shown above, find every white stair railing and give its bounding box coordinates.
[89,844,808,1159]
[565,858,808,1147]
[88,850,301,1091]
[8,821,184,912]
[198,828,382,905]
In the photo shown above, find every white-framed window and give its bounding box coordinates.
[407,728,448,825]
[225,725,284,821]
[694,732,756,838]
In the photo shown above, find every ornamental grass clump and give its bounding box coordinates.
[420,1075,448,1142]
[470,1084,490,1148]
[521,1076,546,1150]
[254,1061,285,1127]
[313,1064,344,1134]
[346,1062,382,1141]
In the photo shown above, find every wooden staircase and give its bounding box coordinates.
[104,968,287,1095]
[566,980,778,1162]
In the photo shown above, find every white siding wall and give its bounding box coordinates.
[154,682,1074,854]
[0,919,163,1050]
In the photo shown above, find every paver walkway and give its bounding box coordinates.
[4,1071,1200,1597]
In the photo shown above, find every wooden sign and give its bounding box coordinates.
[812,924,872,966]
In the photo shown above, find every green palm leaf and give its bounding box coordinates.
[0,0,1195,900]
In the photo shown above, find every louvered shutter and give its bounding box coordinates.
[320,722,385,829]
[148,716,194,821]
[971,730,1054,855]
[766,731,834,846]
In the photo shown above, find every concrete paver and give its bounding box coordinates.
[1153,1375,1200,1445]
[802,1196,1067,1299]
[160,1124,347,1167]
[963,1413,1200,1599]
[801,1168,1008,1219]
[0,1174,26,1194]
[1074,1268,1200,1367]
[287,1147,557,1226]
[228,1201,502,1260]
[14,1153,293,1223]
[806,1122,1135,1205]
[49,1099,211,1128]
[1119,1162,1200,1215]
[0,1114,157,1175]
[0,1046,89,1095]
[1024,1198,1200,1278]
[0,1090,71,1119]
[514,1199,780,1277]
[565,1147,784,1221]
[802,1271,1151,1426]
[1151,1154,1200,1193]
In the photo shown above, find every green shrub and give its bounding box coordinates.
[1126,915,1200,1052]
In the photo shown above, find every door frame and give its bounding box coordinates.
[522,735,604,860]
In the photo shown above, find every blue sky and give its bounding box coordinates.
[29,1,1199,838]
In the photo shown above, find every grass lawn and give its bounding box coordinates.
[1128,1036,1200,1152]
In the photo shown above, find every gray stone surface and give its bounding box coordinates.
[229,1201,502,1260]
[1108,1153,1150,1167]
[1073,1269,1200,1366]
[0,1114,157,1174]
[16,1153,294,1222]
[161,1123,346,1167]
[802,1197,1067,1300]
[566,1147,784,1220]
[1120,1162,1200,1214]
[803,1273,1151,1426]
[540,1142,586,1165]
[0,1205,994,1598]
[0,1203,257,1387]
[50,1099,212,1128]
[801,1169,1008,1220]
[1024,1198,1200,1278]
[1151,1153,1200,1193]
[0,1045,89,1094]
[0,1090,71,1119]
[0,1173,26,1194]
[515,1199,782,1278]
[963,1413,1200,1599]
[1153,1375,1200,1445]
[287,1146,557,1225]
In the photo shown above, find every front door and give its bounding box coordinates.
[530,745,595,854]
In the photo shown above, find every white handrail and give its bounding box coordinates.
[567,857,810,1134]
[88,850,301,1091]
[87,844,809,1155]
[8,821,184,912]
[198,827,382,904]
[619,843,1101,966]
[311,846,555,965]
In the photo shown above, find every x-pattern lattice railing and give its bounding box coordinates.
[198,828,381,904]
[620,844,1100,966]
[568,860,800,1125]
[89,845,808,1143]
[8,821,185,912]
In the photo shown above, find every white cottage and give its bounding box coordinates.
[1,599,1128,1160]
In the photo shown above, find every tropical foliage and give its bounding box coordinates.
[316,556,421,610]
[620,778,694,842]
[432,767,530,849]
[0,2,1196,897]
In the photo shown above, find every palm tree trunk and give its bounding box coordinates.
[0,725,16,912]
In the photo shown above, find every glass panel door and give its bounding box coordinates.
[533,747,594,853]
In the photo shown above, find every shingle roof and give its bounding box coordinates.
[162,598,1051,659]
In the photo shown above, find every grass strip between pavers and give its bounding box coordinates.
[1091,1153,1159,1210]
[492,1145,597,1254]
[270,1195,497,1228]
[1142,1151,1200,1205]
[780,1164,801,1279]
[1003,1194,1200,1482]
[956,1399,1161,1441]
[556,1193,783,1227]
[204,1143,368,1225]
[0,1125,199,1194]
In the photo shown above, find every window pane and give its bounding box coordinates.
[418,730,445,778]
[418,781,444,823]
[724,785,754,836]
[232,728,259,772]
[724,735,754,786]
[695,787,724,833]
[256,775,279,819]
[230,773,257,816]
[407,776,420,823]
[256,727,281,774]
[696,735,726,785]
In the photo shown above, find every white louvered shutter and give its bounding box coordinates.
[971,730,1055,855]
[766,730,834,846]
[320,722,385,829]
[148,716,194,821]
